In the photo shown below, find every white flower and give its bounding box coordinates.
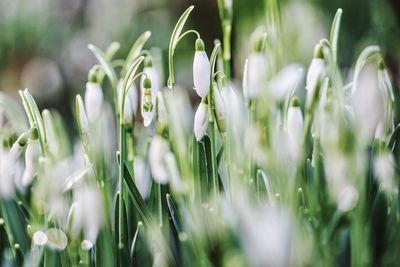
[351,64,384,143]
[286,102,304,160]
[134,157,152,199]
[70,185,103,244]
[76,95,89,134]
[156,91,168,124]
[0,144,20,198]
[269,64,303,100]
[374,152,396,194]
[247,53,267,99]
[194,102,209,141]
[165,152,182,192]
[118,80,138,125]
[306,45,326,108]
[193,39,210,97]
[337,185,359,212]
[213,84,226,132]
[141,78,154,127]
[84,82,103,123]
[21,139,40,187]
[142,66,160,103]
[149,136,170,184]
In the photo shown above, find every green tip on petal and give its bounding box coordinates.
[378,59,386,70]
[291,97,300,107]
[88,68,97,83]
[144,56,153,68]
[143,77,152,89]
[195,38,205,51]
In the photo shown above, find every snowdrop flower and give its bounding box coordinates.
[165,152,183,192]
[21,139,40,187]
[269,64,303,100]
[156,91,168,125]
[351,64,384,143]
[306,43,326,109]
[84,82,103,123]
[142,57,160,105]
[76,95,90,135]
[134,157,152,199]
[70,185,103,244]
[213,83,226,132]
[337,185,359,212]
[246,52,267,99]
[374,152,396,194]
[149,135,170,184]
[118,80,138,125]
[194,102,209,141]
[141,77,154,127]
[0,144,20,198]
[193,39,210,97]
[286,98,304,160]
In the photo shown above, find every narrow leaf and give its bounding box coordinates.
[122,31,151,77]
[166,194,182,233]
[330,8,343,64]
[88,44,118,89]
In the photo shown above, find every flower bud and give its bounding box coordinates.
[246,52,267,99]
[84,82,103,123]
[141,78,154,127]
[193,39,211,97]
[374,152,396,194]
[194,102,209,141]
[149,136,170,184]
[142,57,161,103]
[306,43,326,109]
[337,185,359,212]
[76,95,89,135]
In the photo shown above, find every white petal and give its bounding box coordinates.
[306,58,325,106]
[269,64,303,100]
[77,96,89,134]
[193,51,211,97]
[141,87,154,127]
[194,103,209,141]
[337,185,359,212]
[22,139,40,187]
[143,67,160,102]
[287,106,304,143]
[134,158,152,199]
[81,240,93,251]
[247,53,267,99]
[149,136,170,184]
[84,82,103,123]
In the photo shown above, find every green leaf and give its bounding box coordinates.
[388,123,400,151]
[330,8,343,64]
[20,90,47,155]
[166,194,182,233]
[168,5,194,87]
[105,42,121,60]
[88,44,118,89]
[122,162,152,225]
[351,46,380,94]
[122,31,151,77]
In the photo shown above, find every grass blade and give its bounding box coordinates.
[122,31,151,77]
[330,8,343,64]
[88,44,118,89]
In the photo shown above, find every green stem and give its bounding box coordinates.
[222,21,232,79]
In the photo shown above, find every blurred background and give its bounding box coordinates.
[0,0,399,125]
